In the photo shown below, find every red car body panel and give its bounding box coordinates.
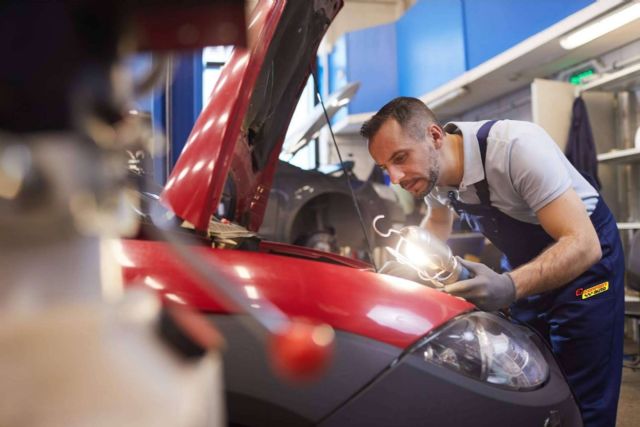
[119,238,474,349]
[161,0,338,233]
[113,2,583,423]
[131,0,475,351]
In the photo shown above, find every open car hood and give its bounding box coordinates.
[162,0,343,232]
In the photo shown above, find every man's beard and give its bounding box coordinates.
[417,163,439,198]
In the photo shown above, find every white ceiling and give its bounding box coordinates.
[337,0,640,131]
[322,0,412,49]
[421,0,640,118]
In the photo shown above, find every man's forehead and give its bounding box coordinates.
[369,119,401,145]
[370,120,414,152]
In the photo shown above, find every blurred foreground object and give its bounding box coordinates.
[0,0,246,133]
[0,0,245,425]
[0,290,224,427]
[269,317,335,382]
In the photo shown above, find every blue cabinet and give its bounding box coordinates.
[330,0,596,114]
[462,0,594,69]
[397,0,466,97]
[330,23,399,115]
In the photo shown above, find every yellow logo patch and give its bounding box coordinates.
[576,282,609,300]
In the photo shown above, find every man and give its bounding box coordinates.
[362,97,624,427]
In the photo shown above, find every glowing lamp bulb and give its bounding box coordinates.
[373,216,472,287]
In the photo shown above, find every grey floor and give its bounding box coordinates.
[616,339,640,427]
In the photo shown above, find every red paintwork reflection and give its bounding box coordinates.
[161,1,343,233]
[119,239,473,349]
[161,1,278,232]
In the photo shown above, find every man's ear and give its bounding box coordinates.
[428,124,445,149]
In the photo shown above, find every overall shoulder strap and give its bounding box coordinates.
[474,120,497,206]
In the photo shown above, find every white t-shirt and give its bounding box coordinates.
[426,120,599,224]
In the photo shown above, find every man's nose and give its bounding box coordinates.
[387,165,404,184]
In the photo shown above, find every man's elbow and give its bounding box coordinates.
[590,243,602,266]
[585,235,602,267]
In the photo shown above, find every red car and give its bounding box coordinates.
[119,1,582,426]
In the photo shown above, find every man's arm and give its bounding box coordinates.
[444,188,602,311]
[420,203,454,242]
[510,187,601,299]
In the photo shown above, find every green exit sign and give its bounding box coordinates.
[569,68,595,85]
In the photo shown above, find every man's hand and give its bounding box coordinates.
[444,257,516,311]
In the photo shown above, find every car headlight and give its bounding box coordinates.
[417,312,549,390]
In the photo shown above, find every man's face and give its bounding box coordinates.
[368,118,440,198]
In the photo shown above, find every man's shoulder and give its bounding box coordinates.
[491,120,550,142]
[443,120,485,135]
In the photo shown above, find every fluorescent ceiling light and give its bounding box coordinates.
[560,1,640,50]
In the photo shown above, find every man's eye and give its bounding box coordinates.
[393,154,406,164]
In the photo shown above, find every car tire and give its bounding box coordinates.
[295,229,338,253]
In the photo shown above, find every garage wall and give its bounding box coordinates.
[330,0,598,114]
[328,37,348,123]
[127,52,202,184]
[396,0,466,97]
[453,86,532,124]
[322,0,408,52]
[462,0,595,69]
[345,23,399,115]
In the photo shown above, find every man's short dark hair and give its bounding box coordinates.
[360,97,439,142]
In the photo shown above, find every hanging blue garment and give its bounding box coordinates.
[565,97,601,190]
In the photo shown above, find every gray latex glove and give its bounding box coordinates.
[379,260,422,283]
[444,257,516,311]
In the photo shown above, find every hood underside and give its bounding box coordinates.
[162,0,343,232]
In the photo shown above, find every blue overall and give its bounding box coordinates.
[447,121,625,427]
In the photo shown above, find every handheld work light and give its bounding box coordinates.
[373,216,472,287]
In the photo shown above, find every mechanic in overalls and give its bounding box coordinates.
[362,97,624,427]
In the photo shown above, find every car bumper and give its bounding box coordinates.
[319,325,582,427]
